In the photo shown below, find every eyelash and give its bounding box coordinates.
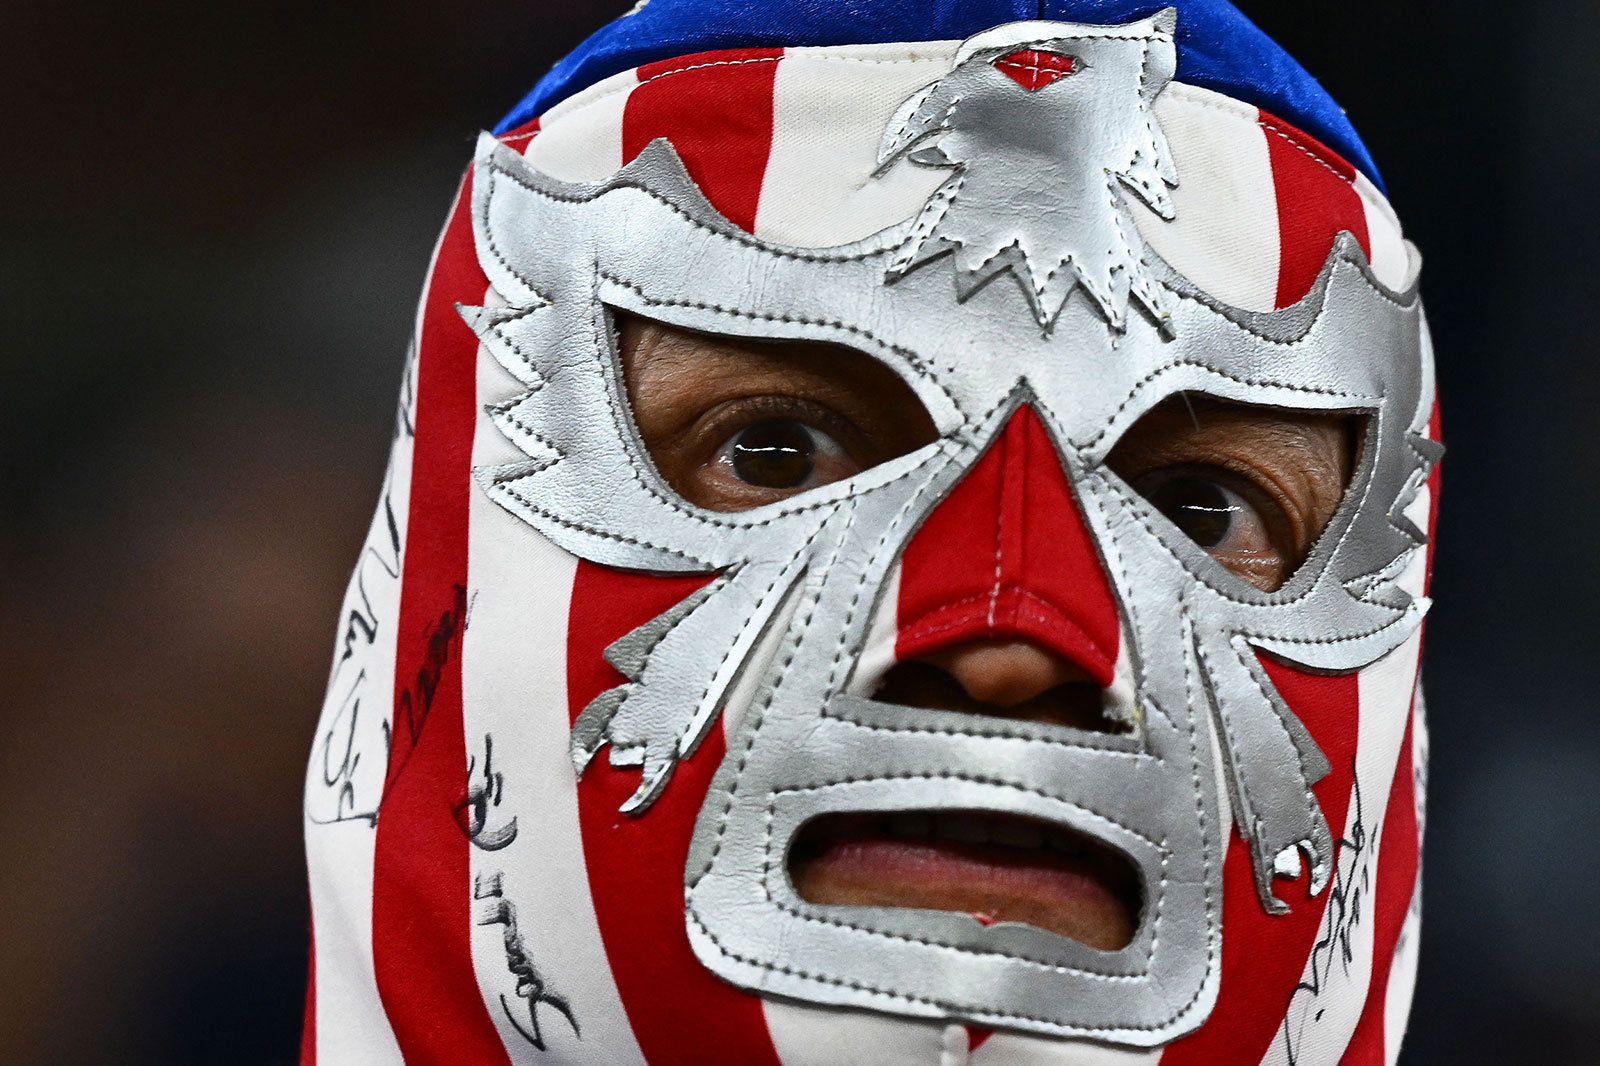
[1134,463,1296,550]
[696,395,865,461]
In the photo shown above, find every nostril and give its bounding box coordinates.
[871,641,1126,734]
[923,640,1086,708]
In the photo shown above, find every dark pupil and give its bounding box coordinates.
[730,419,815,488]
[1153,477,1236,548]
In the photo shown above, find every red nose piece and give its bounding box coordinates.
[993,49,1078,91]
[896,406,1121,687]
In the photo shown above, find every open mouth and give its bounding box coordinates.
[788,809,1143,951]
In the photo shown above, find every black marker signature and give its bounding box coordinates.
[475,873,580,1050]
[308,670,386,826]
[394,343,418,442]
[1283,763,1369,1065]
[455,734,519,850]
[382,583,469,800]
[309,341,420,828]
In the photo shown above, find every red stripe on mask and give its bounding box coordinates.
[371,178,515,1064]
[300,921,315,1066]
[1262,110,1371,310]
[623,48,783,234]
[1162,660,1359,1065]
[1338,715,1419,1065]
[896,405,1120,684]
[566,562,785,1066]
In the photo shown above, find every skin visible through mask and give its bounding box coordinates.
[618,312,1355,951]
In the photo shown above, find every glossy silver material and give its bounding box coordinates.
[878,12,1179,331]
[460,16,1435,1043]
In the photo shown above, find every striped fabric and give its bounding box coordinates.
[303,41,1432,1066]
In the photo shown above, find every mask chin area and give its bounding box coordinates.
[786,809,1143,952]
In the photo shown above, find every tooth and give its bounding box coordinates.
[938,813,990,844]
[890,812,933,837]
[992,821,1044,850]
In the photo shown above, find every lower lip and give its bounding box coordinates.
[787,819,1140,951]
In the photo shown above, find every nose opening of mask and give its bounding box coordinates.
[1106,393,1370,594]
[866,654,1131,736]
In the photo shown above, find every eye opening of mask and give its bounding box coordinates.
[1105,393,1367,593]
[611,309,941,513]
[786,809,1144,952]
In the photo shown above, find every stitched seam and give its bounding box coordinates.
[1082,466,1411,639]
[685,391,1210,1031]
[694,498,865,886]
[1078,362,1372,451]
[900,588,1115,667]
[1193,633,1268,855]
[820,436,964,694]
[473,181,957,533]
[987,424,1006,626]
[685,564,795,764]
[697,397,1013,886]
[488,395,548,441]
[479,304,552,383]
[639,56,781,85]
[1177,600,1219,998]
[590,271,970,530]
[583,263,697,544]
[1070,448,1191,977]
[1164,88,1357,188]
[527,53,957,138]
[824,436,964,698]
[882,83,933,157]
[486,158,887,264]
[686,907,1180,1033]
[1233,640,1321,836]
[826,712,1155,757]
[492,478,707,564]
[1256,116,1353,185]
[600,270,950,393]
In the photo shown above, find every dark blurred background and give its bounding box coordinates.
[1,1,1594,1063]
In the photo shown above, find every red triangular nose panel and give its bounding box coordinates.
[896,406,1122,685]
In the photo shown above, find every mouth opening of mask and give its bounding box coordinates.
[787,810,1144,951]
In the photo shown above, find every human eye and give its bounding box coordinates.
[1132,469,1289,589]
[1106,396,1358,592]
[714,411,858,492]
[617,313,939,513]
[689,398,870,508]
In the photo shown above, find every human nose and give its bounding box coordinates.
[885,404,1125,722]
[923,638,1088,708]
[873,637,1115,733]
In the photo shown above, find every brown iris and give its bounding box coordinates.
[726,419,818,488]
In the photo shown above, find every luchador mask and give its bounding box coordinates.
[304,3,1439,1065]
